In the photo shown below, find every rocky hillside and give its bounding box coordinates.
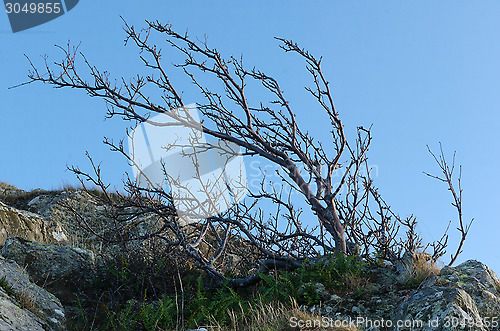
[0,182,499,331]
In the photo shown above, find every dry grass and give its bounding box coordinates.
[402,255,441,288]
[203,297,358,331]
[16,288,41,317]
[0,277,42,319]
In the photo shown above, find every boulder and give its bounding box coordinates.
[0,201,67,244]
[397,286,485,330]
[396,260,500,330]
[431,260,500,321]
[0,255,65,330]
[1,237,95,304]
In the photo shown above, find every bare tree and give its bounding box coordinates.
[23,19,463,286]
[425,144,474,266]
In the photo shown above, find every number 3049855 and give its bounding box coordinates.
[5,2,61,14]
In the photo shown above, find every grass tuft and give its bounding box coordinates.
[0,276,40,317]
[402,255,441,289]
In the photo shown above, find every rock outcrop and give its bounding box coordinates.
[396,260,500,330]
[0,185,107,244]
[0,255,66,330]
[0,186,163,250]
[1,182,500,331]
[0,200,67,245]
[1,237,96,304]
[303,259,500,331]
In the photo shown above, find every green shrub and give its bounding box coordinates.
[80,252,369,329]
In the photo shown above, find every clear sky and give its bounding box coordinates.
[1,1,499,273]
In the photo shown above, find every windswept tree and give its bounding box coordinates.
[24,19,468,286]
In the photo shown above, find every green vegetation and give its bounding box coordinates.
[0,276,16,298]
[72,252,367,330]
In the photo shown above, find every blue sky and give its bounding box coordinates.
[1,1,499,273]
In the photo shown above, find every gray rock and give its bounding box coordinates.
[23,190,165,249]
[396,260,500,330]
[397,286,484,330]
[0,201,67,244]
[1,237,95,304]
[433,260,500,320]
[330,294,342,302]
[0,287,47,331]
[0,255,65,330]
[368,264,399,287]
